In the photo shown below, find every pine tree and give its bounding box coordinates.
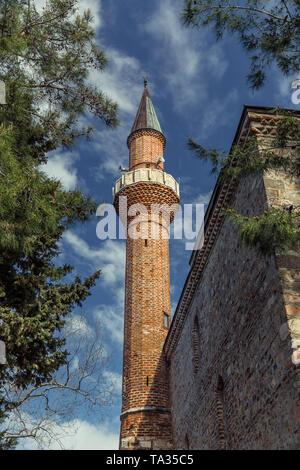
[182,0,300,89]
[0,1,119,448]
[0,0,118,161]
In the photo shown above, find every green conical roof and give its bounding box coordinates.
[131,83,163,134]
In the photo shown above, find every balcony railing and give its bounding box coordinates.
[112,168,180,198]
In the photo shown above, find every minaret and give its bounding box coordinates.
[113,81,180,450]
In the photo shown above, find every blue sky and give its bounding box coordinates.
[19,0,299,449]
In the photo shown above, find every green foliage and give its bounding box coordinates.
[0,0,118,446]
[187,137,228,174]
[189,111,300,179]
[0,126,100,392]
[188,111,300,255]
[0,128,97,256]
[0,0,119,162]
[225,208,300,255]
[182,0,300,89]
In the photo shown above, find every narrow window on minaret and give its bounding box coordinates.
[145,239,148,247]
[163,313,170,329]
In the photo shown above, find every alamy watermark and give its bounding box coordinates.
[291,79,300,105]
[96,197,205,251]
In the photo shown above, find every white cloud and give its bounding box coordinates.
[195,190,213,206]
[32,1,143,181]
[94,304,124,345]
[92,126,130,179]
[195,89,239,138]
[88,48,145,179]
[40,151,79,191]
[84,0,234,180]
[103,370,122,395]
[63,231,126,286]
[62,231,126,346]
[143,0,228,111]
[21,419,119,450]
[90,48,143,115]
[53,419,119,450]
[64,314,93,338]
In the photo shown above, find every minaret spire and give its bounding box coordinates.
[129,82,163,137]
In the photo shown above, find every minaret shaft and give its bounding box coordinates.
[123,235,171,409]
[129,132,165,171]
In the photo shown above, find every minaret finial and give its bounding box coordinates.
[143,77,148,89]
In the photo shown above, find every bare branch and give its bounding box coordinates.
[2,314,118,449]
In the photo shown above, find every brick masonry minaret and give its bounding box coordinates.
[113,82,180,450]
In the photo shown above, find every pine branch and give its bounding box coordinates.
[190,2,289,22]
[21,2,76,33]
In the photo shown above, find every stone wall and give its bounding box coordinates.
[168,162,300,449]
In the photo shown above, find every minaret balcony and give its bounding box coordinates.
[112,168,180,198]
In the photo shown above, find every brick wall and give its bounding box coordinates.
[128,129,165,171]
[166,110,300,450]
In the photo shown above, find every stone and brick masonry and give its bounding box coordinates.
[114,93,299,450]
[164,106,300,450]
